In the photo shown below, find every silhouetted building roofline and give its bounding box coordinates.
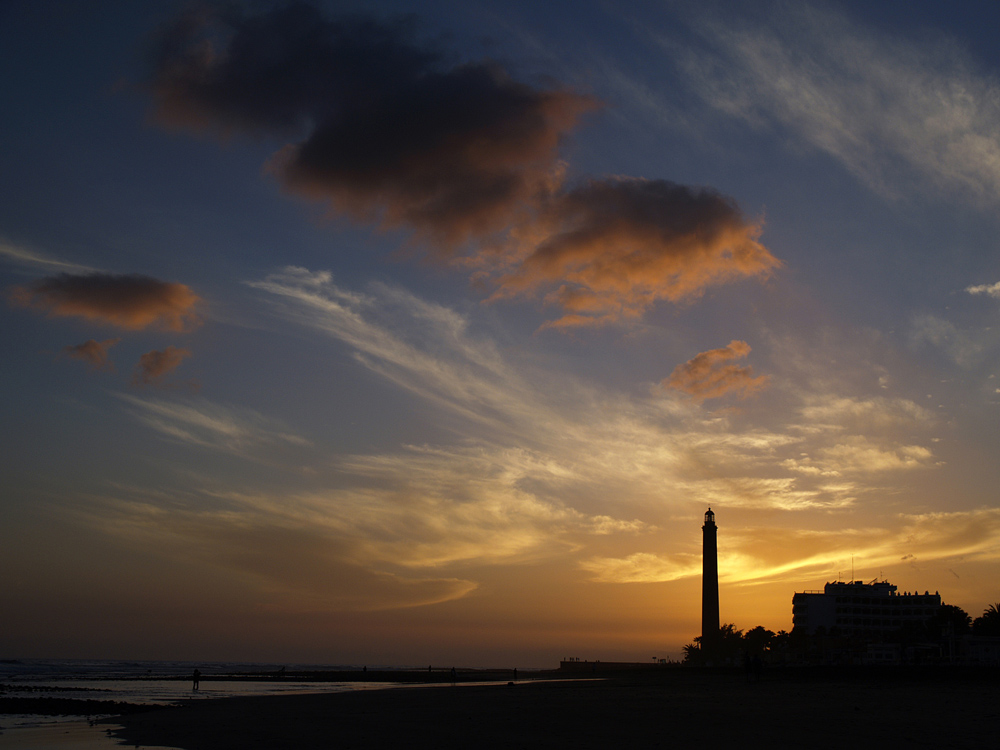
[792,579,941,636]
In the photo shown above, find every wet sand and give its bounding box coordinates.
[107,668,1000,750]
[0,721,174,750]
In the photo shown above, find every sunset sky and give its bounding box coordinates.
[3,0,1000,666]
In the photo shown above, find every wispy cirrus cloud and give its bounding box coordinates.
[249,268,939,515]
[117,394,309,457]
[90,269,959,610]
[333,444,652,568]
[248,267,549,435]
[580,527,866,586]
[0,242,96,275]
[652,1,1000,205]
[74,486,478,612]
[797,395,935,433]
[582,508,1000,586]
[909,313,983,368]
[580,551,699,584]
[817,439,936,474]
[77,438,650,612]
[783,395,939,477]
[679,476,857,512]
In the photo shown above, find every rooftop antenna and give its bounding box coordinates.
[851,555,854,582]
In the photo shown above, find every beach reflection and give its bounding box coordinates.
[2,679,398,711]
[0,721,173,750]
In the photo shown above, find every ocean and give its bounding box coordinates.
[0,658,400,748]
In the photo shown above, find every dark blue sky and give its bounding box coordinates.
[3,0,1000,664]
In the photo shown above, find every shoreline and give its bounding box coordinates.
[0,721,127,750]
[105,669,1000,749]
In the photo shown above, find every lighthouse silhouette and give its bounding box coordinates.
[702,507,720,655]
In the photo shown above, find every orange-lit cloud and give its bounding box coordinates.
[62,338,120,371]
[781,395,939,478]
[797,395,934,433]
[677,476,857,512]
[148,3,596,252]
[147,7,777,330]
[580,551,699,583]
[251,269,942,520]
[132,346,192,386]
[75,489,478,613]
[493,179,780,328]
[88,273,964,630]
[815,438,936,473]
[722,509,1000,587]
[582,508,1000,589]
[665,339,769,401]
[10,272,200,331]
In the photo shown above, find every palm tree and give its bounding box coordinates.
[682,636,703,665]
[972,602,1000,636]
[743,625,775,655]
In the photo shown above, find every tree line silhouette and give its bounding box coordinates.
[682,602,1000,666]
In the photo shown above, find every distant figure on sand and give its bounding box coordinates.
[192,669,200,691]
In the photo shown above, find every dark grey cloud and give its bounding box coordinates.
[148,2,596,251]
[10,272,200,331]
[62,338,121,371]
[147,3,778,329]
[132,346,193,387]
[149,3,439,135]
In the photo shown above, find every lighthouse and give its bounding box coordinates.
[702,507,720,653]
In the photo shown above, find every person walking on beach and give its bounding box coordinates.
[192,669,201,691]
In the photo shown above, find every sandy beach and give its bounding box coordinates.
[105,669,1000,750]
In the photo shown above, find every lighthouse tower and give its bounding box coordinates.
[701,507,720,653]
